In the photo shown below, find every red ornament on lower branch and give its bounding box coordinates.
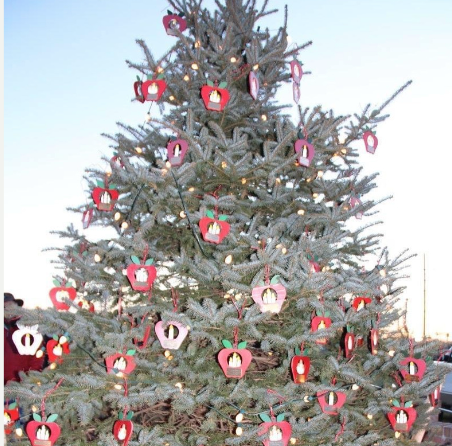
[258,413,292,446]
[126,255,157,292]
[201,81,230,111]
[4,402,20,435]
[291,347,310,383]
[92,180,119,212]
[46,334,70,364]
[199,211,230,244]
[113,411,134,446]
[311,310,332,345]
[317,390,347,415]
[387,400,417,432]
[26,413,61,446]
[218,340,252,379]
[49,279,76,311]
[400,357,426,383]
[105,350,136,377]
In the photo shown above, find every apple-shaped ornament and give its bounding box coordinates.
[199,210,230,244]
[317,390,347,415]
[133,76,145,103]
[46,334,70,364]
[142,74,167,102]
[92,180,119,212]
[201,80,230,111]
[249,71,259,100]
[26,413,61,446]
[294,138,315,167]
[162,10,187,36]
[352,296,372,311]
[126,255,157,292]
[155,321,188,350]
[105,350,136,377]
[4,401,20,435]
[311,310,332,345]
[113,411,134,446]
[258,413,292,446]
[291,347,310,383]
[400,357,426,383]
[49,279,76,311]
[387,400,417,432]
[166,139,188,167]
[363,129,378,154]
[12,324,43,355]
[252,276,286,314]
[218,339,252,379]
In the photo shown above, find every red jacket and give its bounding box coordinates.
[4,323,44,384]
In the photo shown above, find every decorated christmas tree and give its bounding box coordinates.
[5,1,451,445]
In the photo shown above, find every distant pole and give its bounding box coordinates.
[423,253,426,339]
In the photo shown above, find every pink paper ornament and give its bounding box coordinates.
[155,321,188,350]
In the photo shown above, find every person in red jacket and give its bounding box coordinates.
[4,293,44,384]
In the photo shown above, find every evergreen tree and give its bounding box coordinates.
[5,1,450,445]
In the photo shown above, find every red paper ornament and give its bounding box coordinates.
[49,279,76,311]
[291,348,310,383]
[82,207,94,229]
[142,74,167,102]
[258,414,292,446]
[92,181,119,212]
[166,139,189,167]
[290,60,303,84]
[105,351,136,376]
[311,311,332,345]
[113,412,134,446]
[201,81,230,111]
[26,414,61,446]
[162,11,187,36]
[363,130,378,154]
[400,357,427,383]
[249,71,259,100]
[126,255,157,291]
[4,402,20,435]
[46,335,70,363]
[294,139,315,167]
[251,276,286,314]
[344,331,355,359]
[430,386,441,407]
[133,76,145,103]
[369,328,379,355]
[199,211,230,244]
[352,296,371,311]
[218,340,252,379]
[317,390,347,415]
[155,321,188,350]
[387,402,417,432]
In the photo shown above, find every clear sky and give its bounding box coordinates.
[4,0,452,342]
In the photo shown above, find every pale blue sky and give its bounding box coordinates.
[4,0,452,340]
